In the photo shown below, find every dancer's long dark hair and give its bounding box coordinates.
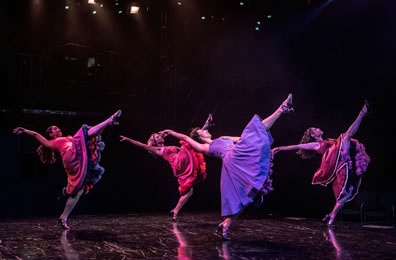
[188,127,205,144]
[36,126,56,164]
[146,128,205,157]
[296,127,317,160]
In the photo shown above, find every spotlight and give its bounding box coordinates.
[240,2,244,6]
[257,21,261,25]
[201,16,206,20]
[92,10,97,14]
[65,5,70,9]
[255,27,260,31]
[100,4,104,7]
[118,10,123,14]
[88,0,96,4]
[267,15,272,19]
[130,5,140,14]
[177,2,182,5]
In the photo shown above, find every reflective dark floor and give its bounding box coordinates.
[0,212,395,259]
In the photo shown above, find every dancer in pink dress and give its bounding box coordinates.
[120,131,208,221]
[272,101,370,225]
[13,109,121,229]
[120,115,213,221]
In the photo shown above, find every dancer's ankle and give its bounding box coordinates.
[108,109,122,126]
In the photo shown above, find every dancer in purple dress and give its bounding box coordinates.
[272,101,370,225]
[13,109,121,229]
[160,94,293,240]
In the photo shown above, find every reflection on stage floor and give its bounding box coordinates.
[0,212,395,259]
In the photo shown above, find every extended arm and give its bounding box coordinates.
[13,127,53,149]
[159,130,210,154]
[344,101,369,140]
[221,136,240,143]
[272,142,320,155]
[119,135,164,157]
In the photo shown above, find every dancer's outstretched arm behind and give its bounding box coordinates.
[159,130,210,154]
[272,142,320,155]
[13,127,54,149]
[119,135,164,157]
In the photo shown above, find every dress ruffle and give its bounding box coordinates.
[176,141,207,195]
[313,135,370,202]
[61,125,105,196]
[162,142,207,196]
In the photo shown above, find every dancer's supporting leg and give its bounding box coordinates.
[87,109,122,137]
[218,94,293,240]
[171,188,194,221]
[58,188,84,229]
[324,101,368,225]
[218,207,246,241]
[324,188,353,225]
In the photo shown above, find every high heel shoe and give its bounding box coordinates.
[215,224,231,241]
[362,100,371,116]
[169,210,177,222]
[322,214,335,226]
[202,114,214,130]
[109,109,122,126]
[58,218,70,230]
[280,94,294,114]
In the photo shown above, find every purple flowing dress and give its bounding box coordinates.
[208,114,274,216]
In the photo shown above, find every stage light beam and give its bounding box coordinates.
[130,5,140,14]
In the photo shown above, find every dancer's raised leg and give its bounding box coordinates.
[87,109,122,137]
[341,101,369,153]
[261,94,293,130]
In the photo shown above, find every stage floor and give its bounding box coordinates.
[0,212,395,259]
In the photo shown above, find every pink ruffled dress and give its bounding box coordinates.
[162,141,207,195]
[56,125,105,196]
[312,134,370,201]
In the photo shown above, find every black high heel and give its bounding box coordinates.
[215,224,231,241]
[280,94,294,114]
[58,218,70,230]
[109,109,122,125]
[169,210,177,222]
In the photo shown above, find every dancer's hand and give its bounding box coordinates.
[119,135,130,142]
[271,147,281,155]
[158,130,172,137]
[13,127,25,135]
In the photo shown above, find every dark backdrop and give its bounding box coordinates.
[1,0,394,219]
